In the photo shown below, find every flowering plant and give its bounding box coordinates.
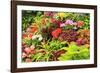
[22,11,90,62]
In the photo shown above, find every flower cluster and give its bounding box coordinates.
[22,11,90,62]
[60,19,84,28]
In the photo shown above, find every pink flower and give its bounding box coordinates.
[22,52,27,58]
[73,22,77,26]
[24,47,31,54]
[65,19,74,25]
[25,58,32,62]
[76,38,86,45]
[60,23,65,27]
[76,38,83,45]
[44,12,54,17]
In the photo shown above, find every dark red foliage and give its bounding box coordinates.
[50,18,62,27]
[58,30,77,42]
[52,49,66,61]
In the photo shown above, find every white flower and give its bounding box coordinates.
[38,35,43,41]
[32,34,43,41]
[38,37,43,41]
[73,26,77,30]
[32,35,37,40]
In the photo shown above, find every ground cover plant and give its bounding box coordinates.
[21,10,90,62]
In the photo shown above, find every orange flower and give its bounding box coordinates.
[31,27,38,32]
[77,21,84,27]
[30,25,38,33]
[28,33,33,38]
[22,33,27,38]
[41,18,46,25]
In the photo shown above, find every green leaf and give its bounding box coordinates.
[58,43,90,61]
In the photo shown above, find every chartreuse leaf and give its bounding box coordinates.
[58,42,90,61]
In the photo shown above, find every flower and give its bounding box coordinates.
[41,18,46,25]
[73,22,77,26]
[76,38,82,45]
[57,12,66,19]
[28,33,33,38]
[77,21,84,27]
[24,47,31,54]
[50,18,62,27]
[51,28,62,38]
[22,52,27,58]
[38,36,43,41]
[32,34,43,41]
[26,24,38,33]
[44,11,54,17]
[30,45,35,50]
[76,38,87,45]
[49,18,56,24]
[22,33,27,38]
[73,26,78,30]
[60,23,66,27]
[65,19,74,25]
[25,58,32,62]
[31,26,38,33]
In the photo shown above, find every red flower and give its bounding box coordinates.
[51,28,62,38]
[50,18,56,24]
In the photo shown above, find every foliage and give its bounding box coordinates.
[58,42,90,60]
[39,40,67,51]
[22,10,90,62]
[58,30,77,42]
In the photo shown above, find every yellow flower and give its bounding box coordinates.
[57,12,66,19]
